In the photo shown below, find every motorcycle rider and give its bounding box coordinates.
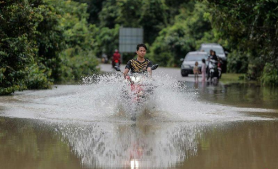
[207,50,223,81]
[112,49,121,68]
[207,50,219,70]
[123,44,153,79]
[208,50,218,62]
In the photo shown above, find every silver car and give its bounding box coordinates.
[181,51,208,77]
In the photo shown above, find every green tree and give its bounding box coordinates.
[139,0,169,44]
[94,25,120,59]
[98,0,121,28]
[0,0,50,94]
[1,0,100,95]
[74,0,104,25]
[205,0,278,84]
[49,0,99,82]
[34,1,66,82]
[150,2,213,67]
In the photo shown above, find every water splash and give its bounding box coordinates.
[0,72,274,122]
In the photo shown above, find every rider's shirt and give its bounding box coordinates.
[208,55,218,61]
[125,58,153,73]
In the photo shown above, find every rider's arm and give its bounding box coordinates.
[123,60,132,79]
[123,68,129,79]
[147,67,152,77]
[147,60,153,77]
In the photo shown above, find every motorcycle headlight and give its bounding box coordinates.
[130,76,136,82]
[130,76,142,83]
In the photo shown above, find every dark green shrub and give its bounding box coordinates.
[260,63,278,86]
[227,50,248,73]
[59,48,99,83]
[25,63,52,89]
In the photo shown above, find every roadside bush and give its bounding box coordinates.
[93,25,120,59]
[260,63,278,86]
[0,35,32,95]
[227,50,248,73]
[59,48,99,82]
[25,63,52,89]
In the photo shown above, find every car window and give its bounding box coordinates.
[201,47,224,55]
[185,54,208,61]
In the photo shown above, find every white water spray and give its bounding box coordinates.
[0,72,274,122]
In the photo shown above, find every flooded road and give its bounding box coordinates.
[1,69,278,169]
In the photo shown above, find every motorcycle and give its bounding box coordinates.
[115,59,120,67]
[112,59,120,68]
[114,64,159,121]
[207,59,221,81]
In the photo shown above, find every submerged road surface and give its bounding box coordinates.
[0,64,278,169]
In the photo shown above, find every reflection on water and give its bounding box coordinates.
[54,121,204,168]
[1,117,278,169]
[0,118,81,169]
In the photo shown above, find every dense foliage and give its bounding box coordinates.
[149,2,213,67]
[52,0,99,82]
[0,0,99,95]
[0,0,51,94]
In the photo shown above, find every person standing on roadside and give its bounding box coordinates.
[193,61,199,82]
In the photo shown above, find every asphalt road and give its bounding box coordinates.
[99,63,195,82]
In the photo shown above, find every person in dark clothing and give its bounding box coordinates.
[123,44,153,79]
[208,50,218,61]
[112,49,121,68]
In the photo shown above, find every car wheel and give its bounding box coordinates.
[181,73,188,77]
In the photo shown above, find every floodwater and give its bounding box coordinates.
[0,73,278,169]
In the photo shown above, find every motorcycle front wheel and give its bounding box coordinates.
[210,72,214,81]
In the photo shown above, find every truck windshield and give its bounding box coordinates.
[185,54,208,61]
[201,47,224,55]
